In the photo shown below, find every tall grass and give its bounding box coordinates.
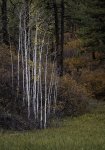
[0,103,105,150]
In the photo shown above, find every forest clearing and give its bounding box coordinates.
[0,102,105,150]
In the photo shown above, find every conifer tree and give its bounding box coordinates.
[78,0,105,59]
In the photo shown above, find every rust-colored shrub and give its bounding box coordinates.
[58,75,90,116]
[80,70,105,100]
[64,57,88,73]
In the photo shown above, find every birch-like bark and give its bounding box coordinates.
[17,6,59,128]
[24,15,30,119]
[53,65,58,114]
[44,40,49,129]
[21,43,25,104]
[33,18,38,120]
[19,11,25,104]
[28,27,31,109]
[47,57,55,116]
[9,38,14,90]
[39,32,46,129]
[17,13,22,96]
[39,40,43,129]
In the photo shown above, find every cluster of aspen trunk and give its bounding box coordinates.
[16,5,58,129]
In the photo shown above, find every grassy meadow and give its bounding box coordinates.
[0,102,105,150]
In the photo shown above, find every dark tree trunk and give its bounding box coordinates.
[52,0,61,75]
[51,40,55,62]
[52,0,65,76]
[92,51,96,60]
[52,0,59,50]
[1,0,9,45]
[60,0,64,76]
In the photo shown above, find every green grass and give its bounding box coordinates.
[0,102,105,150]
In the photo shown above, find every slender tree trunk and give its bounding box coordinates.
[44,40,49,129]
[24,0,29,36]
[21,42,25,104]
[53,75,58,114]
[39,32,46,129]
[1,0,9,45]
[33,15,38,120]
[47,58,55,117]
[24,16,30,119]
[9,38,14,91]
[39,41,43,129]
[28,27,31,111]
[60,0,64,76]
[17,13,22,94]
[23,0,31,119]
[53,52,58,114]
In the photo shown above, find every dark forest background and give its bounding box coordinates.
[0,0,105,130]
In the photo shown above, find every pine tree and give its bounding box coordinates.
[78,0,105,59]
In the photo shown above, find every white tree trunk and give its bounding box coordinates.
[44,39,49,129]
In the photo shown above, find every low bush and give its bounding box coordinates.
[64,57,88,75]
[80,70,105,100]
[57,75,91,116]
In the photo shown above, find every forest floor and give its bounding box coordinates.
[0,101,105,150]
